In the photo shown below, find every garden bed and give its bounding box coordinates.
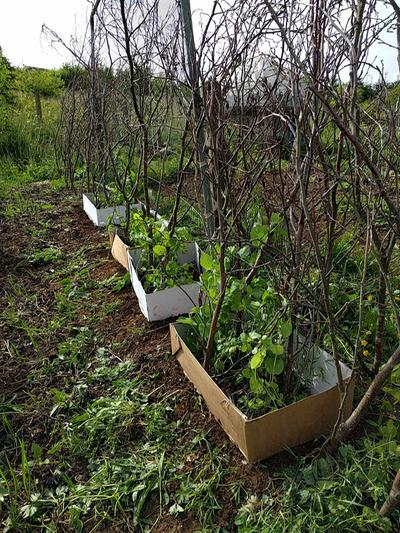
[170,322,354,462]
[128,244,201,321]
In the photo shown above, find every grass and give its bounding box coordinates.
[0,89,60,194]
[0,169,399,532]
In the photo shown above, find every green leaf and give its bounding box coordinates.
[0,485,8,502]
[270,344,284,355]
[31,443,43,461]
[238,245,251,259]
[71,412,90,424]
[153,244,167,257]
[280,321,292,338]
[176,317,196,326]
[21,504,38,519]
[110,272,130,292]
[50,388,69,404]
[228,283,242,311]
[200,253,214,271]
[250,349,265,369]
[383,387,400,403]
[269,212,282,229]
[250,222,268,244]
[264,355,285,375]
[391,364,400,385]
[250,374,265,394]
[242,367,252,379]
[170,503,184,515]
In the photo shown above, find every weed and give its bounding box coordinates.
[1,307,43,348]
[234,428,399,532]
[3,192,38,218]
[99,272,131,293]
[131,324,147,337]
[168,432,226,525]
[57,326,93,369]
[25,247,62,266]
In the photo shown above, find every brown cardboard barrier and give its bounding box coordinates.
[170,323,354,463]
[110,232,130,271]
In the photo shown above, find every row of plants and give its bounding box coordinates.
[57,0,400,520]
[80,194,353,464]
[1,173,399,531]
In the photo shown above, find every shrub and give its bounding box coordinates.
[0,114,29,162]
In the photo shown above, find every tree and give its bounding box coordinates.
[0,47,15,106]
[59,63,88,90]
[17,68,63,122]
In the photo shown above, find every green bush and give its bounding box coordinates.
[24,159,58,181]
[0,115,29,161]
[149,154,193,185]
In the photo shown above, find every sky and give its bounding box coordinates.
[0,0,398,82]
[0,0,89,69]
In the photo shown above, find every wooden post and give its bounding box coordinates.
[179,0,215,239]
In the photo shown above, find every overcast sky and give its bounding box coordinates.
[0,0,398,82]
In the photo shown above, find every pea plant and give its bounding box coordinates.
[178,212,310,416]
[125,211,196,293]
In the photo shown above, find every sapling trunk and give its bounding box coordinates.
[282,209,305,397]
[155,122,193,279]
[203,144,228,371]
[204,245,226,372]
[293,101,345,397]
[380,469,400,517]
[329,221,371,444]
[283,327,295,398]
[119,0,151,220]
[124,200,131,241]
[87,0,102,197]
[333,343,400,443]
[142,127,151,218]
[372,236,396,374]
[168,117,191,235]
[180,0,215,239]
[388,0,400,77]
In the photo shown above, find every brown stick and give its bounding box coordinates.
[334,343,400,442]
[374,269,387,375]
[380,469,400,517]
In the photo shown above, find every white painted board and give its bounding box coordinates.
[294,334,352,394]
[82,193,128,227]
[128,243,201,322]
